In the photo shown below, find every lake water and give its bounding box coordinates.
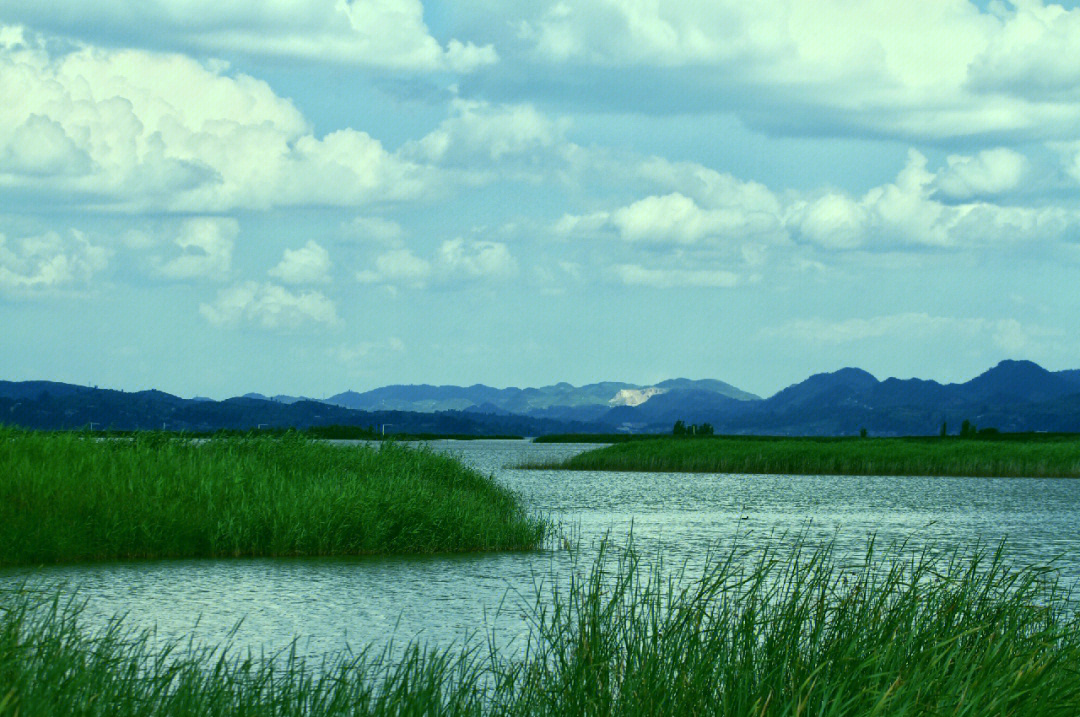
[4,439,1080,661]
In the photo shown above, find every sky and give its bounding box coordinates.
[2,1,1080,400]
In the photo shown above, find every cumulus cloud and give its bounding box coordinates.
[0,228,108,295]
[268,240,332,284]
[156,217,237,281]
[404,99,569,174]
[357,239,517,288]
[345,216,405,245]
[356,248,433,288]
[0,27,433,212]
[932,148,1029,201]
[199,282,338,329]
[1,1,496,72]
[556,161,787,247]
[788,150,1079,250]
[508,0,1080,141]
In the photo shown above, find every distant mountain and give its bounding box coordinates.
[5,360,1080,436]
[324,378,755,416]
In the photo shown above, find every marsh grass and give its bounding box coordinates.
[0,429,546,565]
[2,536,1078,715]
[533,436,1080,477]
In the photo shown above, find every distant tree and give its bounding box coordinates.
[673,420,687,436]
[960,419,973,437]
[700,422,714,436]
[860,427,868,438]
[940,421,948,437]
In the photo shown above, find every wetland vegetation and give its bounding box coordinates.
[3,537,1078,715]
[0,429,546,566]
[532,434,1080,477]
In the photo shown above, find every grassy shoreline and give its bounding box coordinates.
[0,430,546,566]
[530,435,1080,477]
[3,537,1078,715]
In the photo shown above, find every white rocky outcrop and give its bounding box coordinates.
[609,387,667,407]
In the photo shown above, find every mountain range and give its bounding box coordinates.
[3,360,1080,436]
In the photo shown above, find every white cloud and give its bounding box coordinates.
[0,27,433,212]
[512,0,1080,141]
[0,229,108,295]
[405,99,569,171]
[358,239,517,288]
[357,248,433,288]
[764,312,1062,355]
[0,114,93,176]
[933,148,1029,201]
[1,1,496,72]
[156,217,236,281]
[330,338,406,366]
[199,281,338,329]
[436,238,517,280]
[556,160,787,247]
[268,240,332,285]
[345,216,405,245]
[788,150,1080,250]
[613,264,740,289]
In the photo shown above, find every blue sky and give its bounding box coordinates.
[2,1,1080,399]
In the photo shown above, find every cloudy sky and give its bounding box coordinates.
[3,1,1080,399]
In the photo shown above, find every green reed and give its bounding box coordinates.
[0,429,546,565]
[538,436,1080,477]
[3,536,1078,715]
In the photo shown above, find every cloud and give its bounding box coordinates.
[356,248,433,288]
[0,27,434,212]
[0,114,93,177]
[436,238,517,280]
[404,98,569,174]
[502,0,1080,141]
[1,1,496,72]
[156,217,237,281]
[788,150,1080,250]
[0,228,108,295]
[932,148,1029,201]
[199,281,338,329]
[763,312,1062,355]
[268,240,332,284]
[612,264,740,289]
[556,161,787,247]
[358,239,517,288]
[330,338,406,367]
[344,216,405,245]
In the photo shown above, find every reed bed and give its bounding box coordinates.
[2,537,1078,715]
[0,429,546,565]
[538,436,1080,477]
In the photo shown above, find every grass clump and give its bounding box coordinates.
[3,537,1079,715]
[0,429,546,565]
[540,435,1080,477]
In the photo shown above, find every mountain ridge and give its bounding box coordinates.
[4,360,1080,435]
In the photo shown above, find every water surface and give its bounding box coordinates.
[4,439,1079,660]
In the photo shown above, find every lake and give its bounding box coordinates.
[4,439,1080,661]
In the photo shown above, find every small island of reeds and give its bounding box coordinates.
[531,434,1080,477]
[0,429,546,566]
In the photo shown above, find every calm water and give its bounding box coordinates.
[4,439,1080,660]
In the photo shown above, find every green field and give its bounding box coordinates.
[532,435,1080,477]
[0,430,546,565]
[3,537,1078,715]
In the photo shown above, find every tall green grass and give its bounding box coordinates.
[0,429,546,565]
[539,436,1080,477]
[3,537,1079,715]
